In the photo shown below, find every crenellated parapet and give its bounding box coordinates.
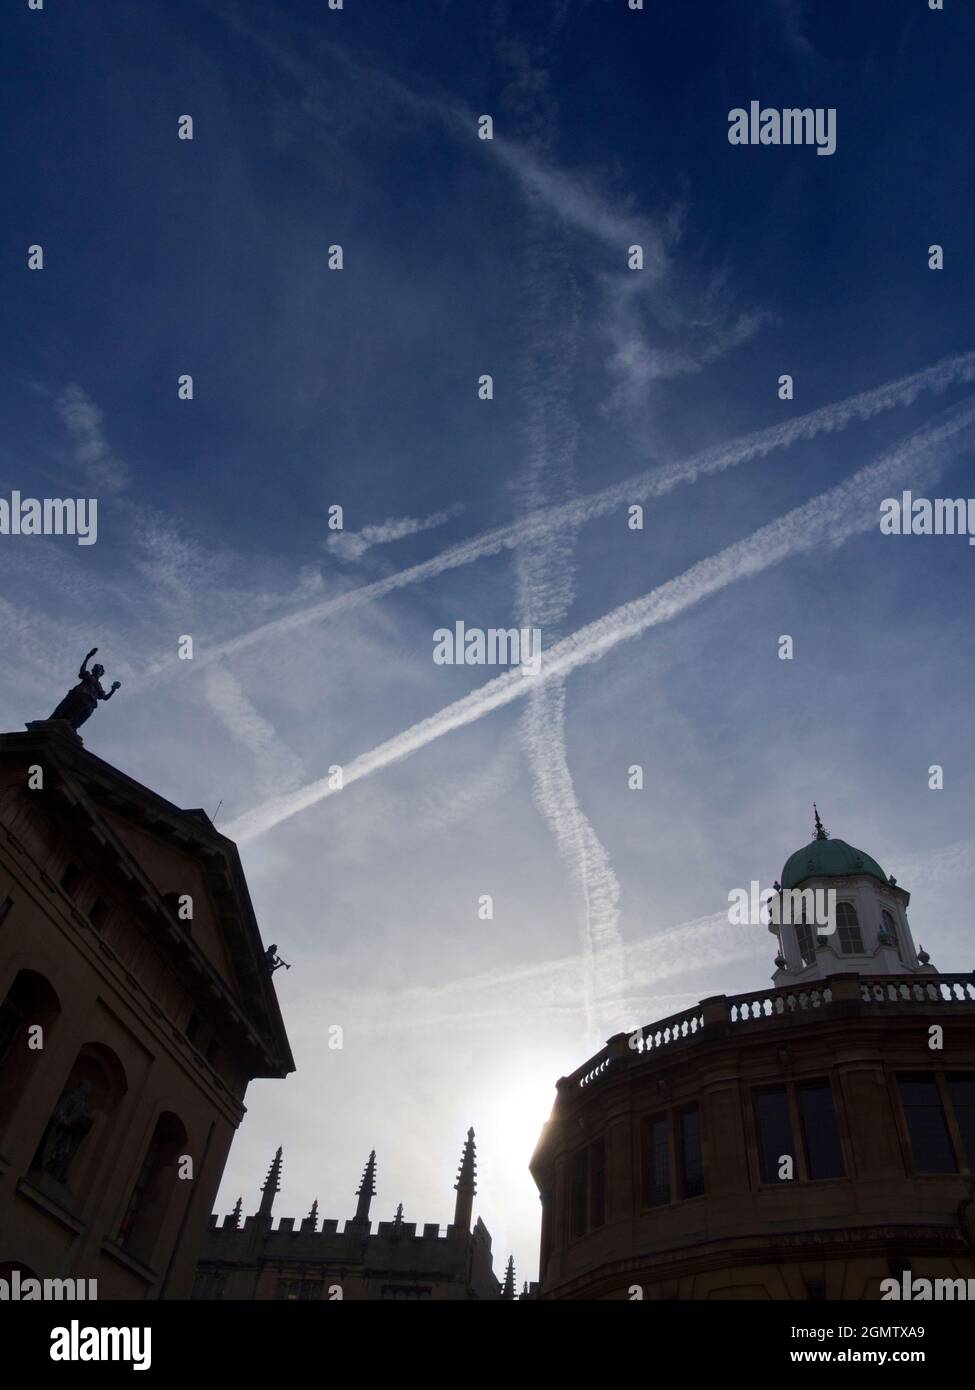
[195,1135,502,1299]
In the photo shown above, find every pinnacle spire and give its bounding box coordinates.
[455,1127,477,1192]
[307,1198,319,1230]
[262,1146,283,1192]
[453,1127,477,1230]
[356,1149,377,1197]
[393,1202,404,1227]
[813,803,828,841]
[353,1149,377,1223]
[258,1146,283,1217]
[501,1254,516,1299]
[231,1195,242,1229]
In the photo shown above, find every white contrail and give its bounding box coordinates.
[134,347,973,683]
[136,348,975,685]
[224,399,975,844]
[510,207,625,1042]
[521,683,626,1037]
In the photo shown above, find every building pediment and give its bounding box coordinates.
[0,726,293,1080]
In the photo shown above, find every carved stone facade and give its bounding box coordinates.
[0,723,294,1298]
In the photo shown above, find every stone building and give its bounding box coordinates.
[530,813,975,1299]
[194,1128,504,1299]
[0,721,294,1298]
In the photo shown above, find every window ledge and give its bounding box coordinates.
[15,1175,86,1235]
[755,1177,850,1191]
[101,1239,157,1285]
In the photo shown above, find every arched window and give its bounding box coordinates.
[881,909,900,952]
[836,902,863,954]
[30,1043,127,1199]
[117,1111,189,1266]
[795,903,816,966]
[0,971,61,1135]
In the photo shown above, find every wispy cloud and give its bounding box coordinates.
[55,384,129,495]
[218,6,673,269]
[321,739,521,866]
[210,6,750,412]
[603,272,773,407]
[489,134,670,269]
[770,0,819,62]
[225,399,975,843]
[127,508,220,614]
[325,503,464,561]
[204,664,305,797]
[890,838,975,890]
[293,909,744,1040]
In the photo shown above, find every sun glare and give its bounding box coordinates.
[480,1059,563,1174]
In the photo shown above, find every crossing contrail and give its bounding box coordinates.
[224,398,975,844]
[509,201,625,1042]
[139,348,975,687]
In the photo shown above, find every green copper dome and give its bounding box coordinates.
[781,809,887,890]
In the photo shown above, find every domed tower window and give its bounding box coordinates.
[795,904,816,966]
[880,909,900,952]
[836,902,863,955]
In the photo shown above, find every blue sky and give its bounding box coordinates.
[2,0,974,1283]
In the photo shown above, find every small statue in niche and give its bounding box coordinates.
[35,1079,94,1184]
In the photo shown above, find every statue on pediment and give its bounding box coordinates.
[49,648,121,730]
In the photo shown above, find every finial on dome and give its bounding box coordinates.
[813,803,829,841]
